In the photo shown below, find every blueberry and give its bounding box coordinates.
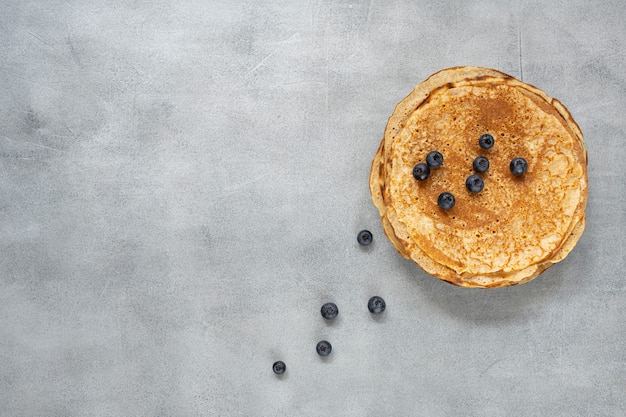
[320,302,338,320]
[510,157,528,176]
[367,296,386,314]
[273,361,286,375]
[357,230,373,246]
[479,134,494,149]
[412,163,430,181]
[465,174,484,193]
[437,192,455,210]
[426,151,443,168]
[316,340,332,357]
[473,156,490,173]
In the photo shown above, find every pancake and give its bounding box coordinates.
[370,67,588,288]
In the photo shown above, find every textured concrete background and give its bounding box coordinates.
[0,1,624,416]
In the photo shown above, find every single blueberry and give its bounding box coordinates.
[510,157,528,176]
[273,361,286,375]
[479,134,495,149]
[412,163,430,181]
[437,192,455,210]
[321,302,338,320]
[426,151,444,168]
[316,340,332,357]
[368,296,386,314]
[473,156,490,173]
[465,174,484,193]
[357,230,373,246]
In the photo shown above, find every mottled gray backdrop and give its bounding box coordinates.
[0,1,624,416]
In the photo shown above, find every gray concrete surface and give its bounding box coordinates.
[0,1,624,416]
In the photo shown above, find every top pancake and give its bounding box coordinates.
[370,67,588,288]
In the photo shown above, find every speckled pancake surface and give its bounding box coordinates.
[370,67,588,288]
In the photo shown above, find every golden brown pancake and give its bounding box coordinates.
[370,67,588,288]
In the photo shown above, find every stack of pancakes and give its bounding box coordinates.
[370,67,588,288]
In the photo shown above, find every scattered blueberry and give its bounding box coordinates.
[426,151,444,168]
[357,230,373,246]
[273,361,286,375]
[473,156,490,173]
[479,134,495,149]
[316,340,332,357]
[321,302,338,320]
[437,192,455,210]
[510,157,528,176]
[465,174,484,193]
[368,296,386,314]
[412,163,430,181]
